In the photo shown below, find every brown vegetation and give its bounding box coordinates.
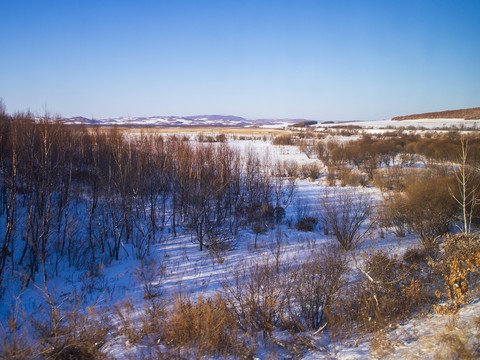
[2,101,480,358]
[272,134,294,146]
[163,293,244,358]
[392,107,480,121]
[381,175,457,246]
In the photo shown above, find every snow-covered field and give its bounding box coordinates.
[320,118,480,130]
[1,120,479,359]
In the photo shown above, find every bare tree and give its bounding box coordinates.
[0,113,20,291]
[19,116,60,283]
[450,137,479,235]
[0,99,6,117]
[320,189,373,251]
[271,174,296,223]
[184,145,232,251]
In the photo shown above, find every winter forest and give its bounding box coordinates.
[1,105,480,359]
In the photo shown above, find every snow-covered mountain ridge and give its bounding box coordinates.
[57,114,480,130]
[61,114,305,127]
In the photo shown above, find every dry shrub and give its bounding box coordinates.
[377,193,409,237]
[222,260,292,338]
[349,171,367,187]
[279,334,321,359]
[215,134,227,142]
[372,170,391,192]
[472,171,480,226]
[207,241,230,265]
[329,250,431,334]
[291,243,348,330]
[36,302,110,360]
[434,234,480,314]
[337,166,367,187]
[295,216,318,232]
[272,160,286,177]
[443,233,480,262]
[434,331,479,360]
[365,251,431,326]
[272,135,294,146]
[139,300,166,350]
[326,166,336,186]
[196,134,224,143]
[0,314,36,359]
[113,299,141,345]
[404,176,457,246]
[39,306,110,360]
[284,160,299,178]
[246,202,275,225]
[337,166,351,187]
[1,287,111,360]
[314,141,330,165]
[301,162,322,181]
[379,175,457,246]
[349,253,406,331]
[372,167,406,192]
[403,245,437,267]
[163,293,243,358]
[135,257,165,300]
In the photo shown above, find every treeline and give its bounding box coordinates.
[0,111,290,292]
[270,132,480,191]
[298,132,480,168]
[273,131,480,166]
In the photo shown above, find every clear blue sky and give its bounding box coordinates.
[1,0,479,120]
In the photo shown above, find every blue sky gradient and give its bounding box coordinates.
[1,0,479,120]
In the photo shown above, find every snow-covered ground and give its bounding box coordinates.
[1,124,479,359]
[318,118,480,130]
[303,296,480,359]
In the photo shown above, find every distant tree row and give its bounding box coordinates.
[298,132,480,168]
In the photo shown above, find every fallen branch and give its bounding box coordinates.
[313,321,328,336]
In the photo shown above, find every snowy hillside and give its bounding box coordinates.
[61,114,301,127]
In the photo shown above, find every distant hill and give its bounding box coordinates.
[393,107,480,121]
[60,114,301,127]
